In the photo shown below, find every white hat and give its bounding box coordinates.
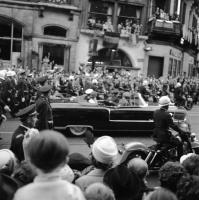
[159,96,171,106]
[176,82,181,88]
[69,75,74,80]
[92,79,98,84]
[85,88,94,94]
[143,80,148,86]
[92,136,118,165]
[0,149,16,170]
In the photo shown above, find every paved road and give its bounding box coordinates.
[1,105,199,187]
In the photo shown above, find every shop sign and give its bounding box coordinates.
[169,49,182,59]
[103,32,120,49]
[88,39,98,56]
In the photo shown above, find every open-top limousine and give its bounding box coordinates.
[51,93,189,136]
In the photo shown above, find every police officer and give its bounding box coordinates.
[35,85,53,131]
[153,96,187,159]
[16,70,30,110]
[10,104,37,162]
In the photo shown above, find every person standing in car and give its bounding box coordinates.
[35,85,53,131]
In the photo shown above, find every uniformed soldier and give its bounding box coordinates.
[10,104,37,162]
[16,70,30,110]
[35,85,53,131]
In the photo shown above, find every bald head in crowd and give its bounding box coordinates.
[127,158,148,180]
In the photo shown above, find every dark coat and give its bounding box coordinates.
[153,108,182,143]
[10,125,29,162]
[35,95,53,131]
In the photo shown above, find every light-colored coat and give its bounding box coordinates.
[14,175,85,200]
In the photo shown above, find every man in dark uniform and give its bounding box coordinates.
[153,96,187,159]
[10,104,37,162]
[16,70,30,110]
[35,85,53,131]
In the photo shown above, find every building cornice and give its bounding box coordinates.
[0,0,81,12]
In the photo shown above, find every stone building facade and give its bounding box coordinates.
[0,0,80,72]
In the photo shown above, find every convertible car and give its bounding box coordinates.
[51,93,189,136]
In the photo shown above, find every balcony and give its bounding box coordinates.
[148,18,181,37]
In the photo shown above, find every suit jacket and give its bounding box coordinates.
[10,125,29,161]
[153,108,182,143]
[35,95,53,131]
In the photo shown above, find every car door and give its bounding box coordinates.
[109,107,154,133]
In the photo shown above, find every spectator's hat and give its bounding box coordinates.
[0,149,16,172]
[15,104,36,119]
[85,88,94,95]
[39,85,52,93]
[176,82,181,88]
[69,75,74,80]
[19,69,26,75]
[92,136,118,165]
[143,80,148,86]
[36,76,47,84]
[92,79,98,84]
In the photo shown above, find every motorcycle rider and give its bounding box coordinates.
[153,96,188,160]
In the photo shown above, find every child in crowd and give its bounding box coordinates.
[13,130,86,200]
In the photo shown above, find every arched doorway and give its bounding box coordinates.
[88,48,133,70]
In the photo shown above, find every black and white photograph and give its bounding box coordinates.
[0,0,199,200]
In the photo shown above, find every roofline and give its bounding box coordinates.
[0,0,81,12]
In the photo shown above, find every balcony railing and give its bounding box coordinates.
[148,18,181,36]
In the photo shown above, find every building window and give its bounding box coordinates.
[168,58,173,76]
[0,17,22,61]
[177,60,182,76]
[87,0,114,31]
[188,64,194,77]
[169,58,182,77]
[44,26,67,37]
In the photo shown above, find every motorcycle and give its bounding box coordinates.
[119,108,199,171]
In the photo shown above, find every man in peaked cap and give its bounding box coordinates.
[16,69,30,110]
[10,104,37,162]
[35,85,53,131]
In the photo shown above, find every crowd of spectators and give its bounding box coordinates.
[0,64,199,117]
[1,127,199,200]
[1,63,199,199]
[154,7,179,21]
[87,16,143,35]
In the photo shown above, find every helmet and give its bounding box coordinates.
[159,96,171,106]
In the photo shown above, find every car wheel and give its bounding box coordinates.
[69,126,88,136]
